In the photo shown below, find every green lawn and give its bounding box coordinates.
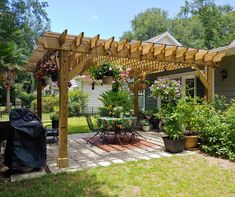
[42,114,96,134]
[0,112,95,134]
[0,155,234,197]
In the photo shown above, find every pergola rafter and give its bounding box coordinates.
[27,30,227,168]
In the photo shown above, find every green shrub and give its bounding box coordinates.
[211,94,229,113]
[32,95,59,113]
[18,92,36,108]
[159,97,235,160]
[195,101,235,161]
[176,97,202,132]
[224,101,235,158]
[68,89,88,116]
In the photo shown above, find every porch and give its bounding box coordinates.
[46,131,193,173]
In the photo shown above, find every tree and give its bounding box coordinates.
[0,0,50,110]
[121,0,235,49]
[170,16,205,48]
[178,0,235,49]
[0,0,50,54]
[121,8,170,41]
[0,41,27,112]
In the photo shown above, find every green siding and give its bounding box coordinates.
[215,55,235,101]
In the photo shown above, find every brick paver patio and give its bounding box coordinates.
[46,131,194,174]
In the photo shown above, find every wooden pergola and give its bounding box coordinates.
[27,30,225,168]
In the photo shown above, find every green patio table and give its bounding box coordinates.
[97,116,144,146]
[97,116,137,130]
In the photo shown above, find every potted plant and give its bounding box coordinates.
[143,110,153,120]
[176,98,200,150]
[50,112,59,129]
[113,106,124,118]
[34,59,58,83]
[184,130,199,150]
[161,105,185,153]
[88,63,131,88]
[88,63,119,85]
[142,120,151,132]
[150,78,181,107]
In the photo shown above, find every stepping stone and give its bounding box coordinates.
[111,159,124,164]
[98,161,111,167]
[11,168,46,182]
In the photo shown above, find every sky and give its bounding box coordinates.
[44,0,235,40]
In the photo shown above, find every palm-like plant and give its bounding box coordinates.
[0,41,28,112]
[98,90,133,116]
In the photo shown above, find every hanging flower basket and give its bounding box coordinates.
[102,76,113,85]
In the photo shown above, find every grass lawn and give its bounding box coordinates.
[42,114,97,134]
[0,112,95,134]
[0,155,234,197]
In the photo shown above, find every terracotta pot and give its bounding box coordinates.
[162,136,185,153]
[184,135,198,150]
[102,76,113,85]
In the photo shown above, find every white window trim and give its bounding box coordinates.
[156,71,197,109]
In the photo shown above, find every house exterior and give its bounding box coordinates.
[72,76,112,114]
[144,32,235,110]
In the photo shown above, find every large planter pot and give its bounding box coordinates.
[52,120,59,129]
[162,136,185,153]
[143,125,150,132]
[184,135,198,150]
[150,118,160,130]
[102,76,113,85]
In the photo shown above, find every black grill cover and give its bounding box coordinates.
[4,109,46,170]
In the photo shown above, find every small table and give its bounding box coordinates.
[97,116,139,146]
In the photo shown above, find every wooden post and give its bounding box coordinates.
[133,80,139,115]
[58,51,69,168]
[36,79,42,120]
[206,66,213,102]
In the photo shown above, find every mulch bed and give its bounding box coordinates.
[83,135,162,152]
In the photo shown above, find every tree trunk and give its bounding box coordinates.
[6,79,11,113]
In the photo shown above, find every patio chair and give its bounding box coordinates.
[85,114,107,144]
[43,120,59,143]
[0,121,11,153]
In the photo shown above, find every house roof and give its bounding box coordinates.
[145,31,182,46]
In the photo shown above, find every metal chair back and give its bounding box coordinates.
[85,114,94,132]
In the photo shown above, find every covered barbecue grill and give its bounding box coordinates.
[4,109,46,171]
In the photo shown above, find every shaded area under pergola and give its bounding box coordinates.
[27,30,228,168]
